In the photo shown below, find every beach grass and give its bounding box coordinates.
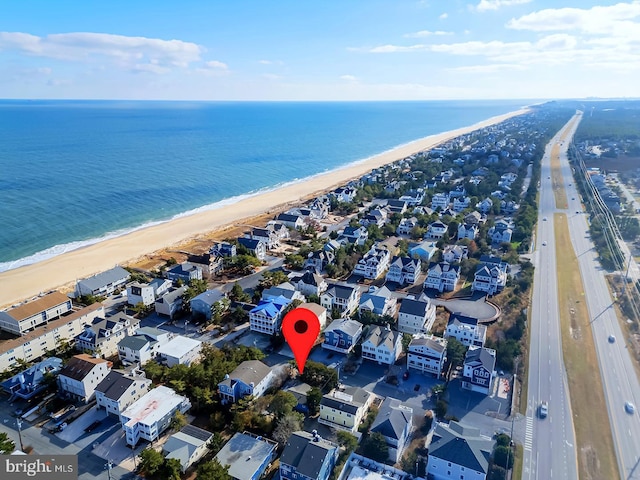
[554,213,619,480]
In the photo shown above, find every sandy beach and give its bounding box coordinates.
[0,108,528,309]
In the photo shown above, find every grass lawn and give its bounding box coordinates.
[554,213,619,480]
[513,442,524,480]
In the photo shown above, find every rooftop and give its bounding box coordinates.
[77,266,130,290]
[215,432,277,480]
[121,385,189,427]
[156,336,201,359]
[2,291,70,322]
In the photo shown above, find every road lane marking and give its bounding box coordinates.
[525,416,534,451]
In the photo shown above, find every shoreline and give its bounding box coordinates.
[0,107,529,308]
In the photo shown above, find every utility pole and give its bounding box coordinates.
[15,418,24,452]
[105,460,113,480]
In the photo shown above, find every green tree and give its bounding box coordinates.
[401,333,413,353]
[435,400,448,419]
[487,464,507,480]
[169,411,187,432]
[207,432,225,455]
[307,387,322,415]
[336,431,358,453]
[0,432,16,454]
[196,459,232,480]
[272,412,303,444]
[301,361,338,391]
[139,447,164,476]
[229,282,250,302]
[269,391,298,418]
[493,445,514,469]
[160,458,182,480]
[361,432,389,463]
[445,338,467,380]
[496,433,511,447]
[259,270,289,290]
[182,278,209,307]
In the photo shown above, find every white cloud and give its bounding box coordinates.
[259,59,284,65]
[368,44,428,53]
[404,30,453,38]
[0,31,204,73]
[451,63,528,73]
[439,13,448,19]
[506,2,640,33]
[261,73,282,80]
[476,0,532,12]
[195,60,229,76]
[340,74,357,82]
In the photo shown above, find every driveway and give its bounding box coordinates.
[431,292,500,322]
[56,405,109,443]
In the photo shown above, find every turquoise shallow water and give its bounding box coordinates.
[0,99,531,271]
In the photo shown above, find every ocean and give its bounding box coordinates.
[0,99,531,272]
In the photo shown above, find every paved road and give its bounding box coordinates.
[524,115,580,480]
[561,128,640,479]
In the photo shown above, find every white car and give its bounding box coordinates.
[539,401,549,418]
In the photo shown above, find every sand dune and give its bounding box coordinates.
[0,108,528,308]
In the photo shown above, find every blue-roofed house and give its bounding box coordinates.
[358,286,397,317]
[249,296,291,336]
[215,432,278,480]
[1,357,63,400]
[322,318,363,354]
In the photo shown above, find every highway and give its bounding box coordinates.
[561,122,640,479]
[523,115,579,480]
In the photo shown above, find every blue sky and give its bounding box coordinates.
[1,0,638,100]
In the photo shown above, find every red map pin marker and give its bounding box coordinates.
[282,307,321,374]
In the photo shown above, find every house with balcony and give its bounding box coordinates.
[442,245,468,264]
[299,303,328,330]
[399,188,425,206]
[245,227,279,250]
[186,252,224,279]
[165,262,203,284]
[1,357,63,400]
[472,255,508,295]
[190,289,227,321]
[358,286,396,317]
[431,192,450,211]
[457,222,478,240]
[75,266,130,298]
[58,354,111,403]
[0,291,73,335]
[333,186,357,203]
[126,283,155,307]
[396,217,418,236]
[488,218,515,244]
[120,386,191,447]
[156,336,202,367]
[476,197,493,214]
[370,397,413,463]
[319,386,373,433]
[427,421,494,480]
[386,256,421,286]
[117,326,172,366]
[361,326,401,365]
[424,262,460,293]
[215,432,278,480]
[210,241,237,258]
[280,431,339,480]
[95,370,151,418]
[360,208,388,228]
[322,318,363,354]
[462,346,496,395]
[291,271,328,297]
[426,221,448,240]
[339,226,369,246]
[397,296,436,334]
[249,296,291,336]
[237,237,266,260]
[75,312,139,358]
[352,245,391,280]
[452,196,471,213]
[154,286,187,319]
[218,360,274,405]
[320,284,360,316]
[276,212,306,230]
[406,335,447,378]
[304,250,335,273]
[445,313,486,348]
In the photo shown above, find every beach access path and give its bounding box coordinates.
[0,108,529,309]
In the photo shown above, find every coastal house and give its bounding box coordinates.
[319,386,373,433]
[445,312,486,348]
[442,245,468,264]
[120,385,191,447]
[0,291,73,335]
[190,289,227,321]
[488,218,515,244]
[449,185,467,198]
[407,334,447,378]
[57,354,112,403]
[339,226,369,246]
[0,304,103,373]
[1,357,63,401]
[299,303,328,330]
[386,256,421,286]
[95,370,151,418]
[424,262,460,293]
[75,266,130,298]
[276,212,306,230]
[501,200,520,215]
[462,346,496,395]
[166,262,203,284]
[431,192,450,211]
[291,271,328,297]
[262,283,305,303]
[280,431,339,480]
[397,296,436,334]
[352,244,390,279]
[304,250,335,273]
[75,312,139,358]
[337,453,414,480]
[322,318,363,354]
[215,432,278,480]
[476,197,493,214]
[396,217,418,236]
[245,227,279,250]
[370,397,413,463]
[453,196,471,213]
[464,211,484,225]
[426,220,448,240]
[156,336,202,367]
[250,296,292,336]
[358,286,397,317]
[399,188,425,206]
[154,286,187,319]
[149,278,172,298]
[320,283,360,316]
[237,237,266,260]
[333,186,357,203]
[210,242,237,258]
[472,255,508,295]
[163,425,214,473]
[427,421,494,480]
[186,252,224,279]
[386,199,408,214]
[269,221,292,240]
[360,208,388,228]
[117,326,172,366]
[457,223,479,240]
[126,283,155,307]
[218,360,273,405]
[361,326,402,365]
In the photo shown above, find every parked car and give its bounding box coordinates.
[85,420,103,433]
[538,401,548,419]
